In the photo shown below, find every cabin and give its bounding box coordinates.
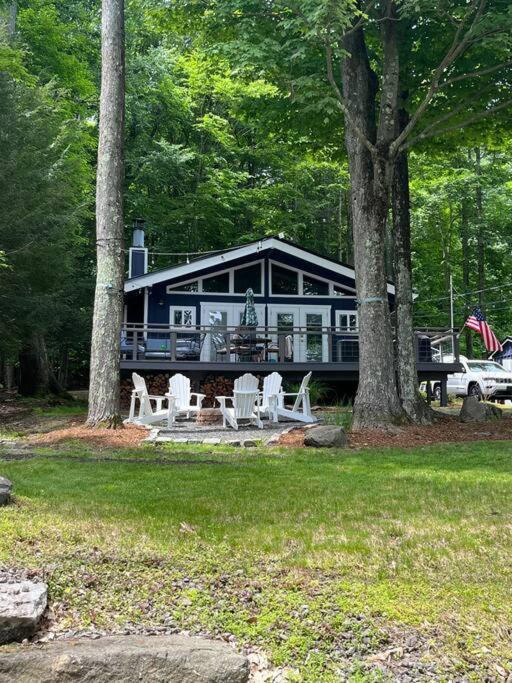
[122,226,460,403]
[490,337,512,371]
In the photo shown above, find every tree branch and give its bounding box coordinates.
[439,60,512,87]
[324,41,377,155]
[401,98,512,150]
[390,0,487,156]
[405,83,495,146]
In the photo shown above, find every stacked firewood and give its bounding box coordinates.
[120,373,171,407]
[200,375,234,407]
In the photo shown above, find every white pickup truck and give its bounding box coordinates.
[432,355,512,401]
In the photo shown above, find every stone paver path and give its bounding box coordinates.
[146,417,300,446]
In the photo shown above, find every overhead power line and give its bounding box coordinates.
[418,281,512,305]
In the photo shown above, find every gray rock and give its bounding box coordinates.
[304,425,348,448]
[0,634,250,682]
[0,477,12,505]
[459,396,503,423]
[0,581,47,644]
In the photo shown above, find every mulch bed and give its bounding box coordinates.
[278,413,512,449]
[27,423,148,449]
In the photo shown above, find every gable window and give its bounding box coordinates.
[272,264,298,295]
[303,274,329,296]
[234,263,262,294]
[168,280,198,293]
[336,311,358,332]
[202,272,230,293]
[333,285,349,297]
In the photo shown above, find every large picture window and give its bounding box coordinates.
[271,265,298,295]
[303,274,329,296]
[234,263,262,293]
[202,272,230,293]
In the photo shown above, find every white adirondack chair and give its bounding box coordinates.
[216,373,263,430]
[275,371,316,423]
[260,372,283,423]
[126,373,176,427]
[168,373,206,419]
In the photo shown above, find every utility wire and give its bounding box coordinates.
[417,281,512,304]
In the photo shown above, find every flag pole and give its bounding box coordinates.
[449,273,455,356]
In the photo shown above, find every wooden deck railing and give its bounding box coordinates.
[120,323,460,365]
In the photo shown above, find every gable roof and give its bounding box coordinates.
[124,235,396,295]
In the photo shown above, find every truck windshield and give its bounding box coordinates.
[467,361,508,373]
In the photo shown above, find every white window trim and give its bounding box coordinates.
[166,260,264,297]
[269,260,356,298]
[169,305,196,327]
[335,310,359,332]
[126,237,395,295]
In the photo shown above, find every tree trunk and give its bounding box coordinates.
[392,110,434,423]
[342,26,407,430]
[460,198,473,356]
[87,0,125,427]
[475,147,485,309]
[18,334,68,397]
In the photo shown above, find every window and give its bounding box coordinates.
[202,272,230,293]
[272,264,298,294]
[333,285,349,297]
[168,281,198,292]
[303,274,329,296]
[336,311,358,331]
[170,307,196,327]
[234,263,262,294]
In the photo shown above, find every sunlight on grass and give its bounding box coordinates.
[1,440,511,680]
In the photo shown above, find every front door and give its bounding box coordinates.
[268,306,330,362]
[200,302,266,361]
[268,306,301,362]
[299,307,330,362]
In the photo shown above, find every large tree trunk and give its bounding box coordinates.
[18,334,68,397]
[460,197,473,356]
[392,110,434,423]
[474,147,485,309]
[87,0,125,427]
[342,26,407,430]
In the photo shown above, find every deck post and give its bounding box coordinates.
[278,334,286,363]
[225,332,231,362]
[327,328,332,363]
[132,330,138,361]
[440,379,448,407]
[453,332,460,362]
[170,331,177,362]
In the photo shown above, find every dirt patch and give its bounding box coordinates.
[278,413,512,449]
[27,423,148,449]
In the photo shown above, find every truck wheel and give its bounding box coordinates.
[433,384,441,401]
[468,383,482,400]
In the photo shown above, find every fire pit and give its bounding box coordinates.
[196,408,223,425]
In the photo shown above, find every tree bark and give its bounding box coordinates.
[392,109,435,423]
[474,147,485,309]
[18,334,68,397]
[87,0,125,427]
[341,24,407,430]
[460,198,473,356]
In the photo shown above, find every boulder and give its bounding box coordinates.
[0,580,47,645]
[304,425,348,448]
[459,396,503,423]
[0,635,250,683]
[0,476,12,505]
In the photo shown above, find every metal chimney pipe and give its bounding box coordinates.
[132,218,145,247]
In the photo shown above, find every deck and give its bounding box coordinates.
[120,324,461,401]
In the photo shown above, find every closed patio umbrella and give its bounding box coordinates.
[241,288,258,328]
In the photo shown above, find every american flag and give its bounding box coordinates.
[465,308,503,353]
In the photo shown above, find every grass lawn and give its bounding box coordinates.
[1,441,512,680]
